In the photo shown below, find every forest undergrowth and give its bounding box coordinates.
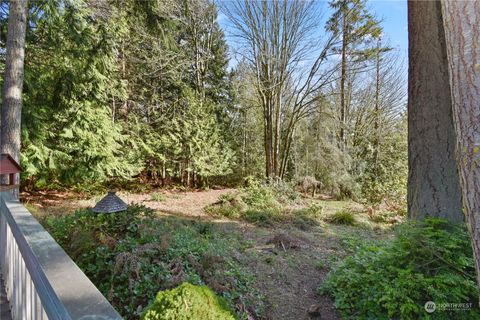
[31,183,409,320]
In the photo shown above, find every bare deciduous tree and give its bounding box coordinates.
[223,0,338,179]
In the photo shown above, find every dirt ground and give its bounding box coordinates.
[24,188,393,320]
[120,189,237,217]
[234,225,342,320]
[23,188,235,218]
[24,188,234,217]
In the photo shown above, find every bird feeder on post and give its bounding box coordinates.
[0,153,22,199]
[92,191,128,214]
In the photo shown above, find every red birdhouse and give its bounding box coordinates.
[0,154,22,186]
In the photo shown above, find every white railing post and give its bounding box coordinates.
[0,190,122,320]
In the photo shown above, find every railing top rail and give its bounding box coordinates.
[0,191,122,320]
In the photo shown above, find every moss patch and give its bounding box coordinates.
[141,282,236,320]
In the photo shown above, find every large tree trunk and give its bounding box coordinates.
[441,0,480,298]
[1,0,28,187]
[407,0,463,222]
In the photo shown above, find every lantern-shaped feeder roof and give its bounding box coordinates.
[92,191,128,213]
[0,154,22,174]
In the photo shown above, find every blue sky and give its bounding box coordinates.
[369,0,408,58]
[218,0,408,70]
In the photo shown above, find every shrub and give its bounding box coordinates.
[296,176,320,196]
[326,209,356,225]
[368,210,403,225]
[242,208,283,226]
[142,283,236,320]
[205,192,245,219]
[321,219,480,319]
[290,202,324,230]
[334,174,361,201]
[303,202,324,218]
[206,184,311,227]
[242,184,282,212]
[44,211,264,319]
[206,185,284,225]
[386,199,408,217]
[269,180,301,203]
[44,205,153,259]
[207,184,324,228]
[368,211,390,223]
[151,193,167,202]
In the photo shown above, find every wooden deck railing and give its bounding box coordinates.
[0,189,122,320]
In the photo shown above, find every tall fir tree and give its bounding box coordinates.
[326,0,382,150]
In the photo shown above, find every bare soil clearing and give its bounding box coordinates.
[24,188,236,217]
[238,226,341,320]
[124,189,236,217]
[25,188,392,320]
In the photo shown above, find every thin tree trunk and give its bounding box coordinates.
[120,41,128,120]
[242,110,247,178]
[161,161,166,187]
[441,0,480,298]
[339,12,347,151]
[407,0,463,222]
[373,40,381,169]
[1,0,28,186]
[112,97,116,123]
[264,96,273,179]
[186,160,191,188]
[273,94,281,179]
[279,114,296,179]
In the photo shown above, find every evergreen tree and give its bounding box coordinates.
[21,1,135,188]
[326,0,382,150]
[110,0,235,188]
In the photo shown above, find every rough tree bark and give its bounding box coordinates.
[407,0,463,222]
[441,0,480,297]
[0,0,28,170]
